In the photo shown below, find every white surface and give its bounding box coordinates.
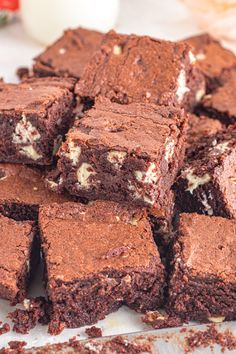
[0,0,232,350]
[21,0,120,45]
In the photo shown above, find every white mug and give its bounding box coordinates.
[21,0,120,45]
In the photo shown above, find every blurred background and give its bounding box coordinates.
[1,0,236,81]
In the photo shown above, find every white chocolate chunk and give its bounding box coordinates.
[19,145,42,160]
[65,140,81,166]
[182,167,211,194]
[13,114,40,145]
[134,162,158,184]
[23,298,31,310]
[212,141,229,155]
[208,316,225,323]
[189,51,196,64]
[128,180,156,206]
[196,88,205,102]
[59,47,66,55]
[195,52,206,61]
[77,163,96,189]
[200,193,213,216]
[107,150,127,168]
[176,69,190,102]
[165,138,175,163]
[113,45,122,55]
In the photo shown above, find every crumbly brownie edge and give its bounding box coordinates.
[168,263,236,321]
[47,264,165,334]
[0,202,39,221]
[0,88,75,165]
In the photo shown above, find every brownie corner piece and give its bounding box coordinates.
[174,127,236,218]
[76,30,205,110]
[33,27,103,79]
[0,215,38,303]
[0,78,75,165]
[168,213,236,322]
[39,201,165,333]
[182,33,236,92]
[57,98,188,211]
[198,70,236,125]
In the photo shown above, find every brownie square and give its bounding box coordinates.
[57,98,188,213]
[174,127,236,218]
[0,215,38,303]
[186,113,224,155]
[33,28,103,79]
[0,77,75,165]
[198,70,236,125]
[76,30,205,110]
[168,213,236,321]
[0,163,71,221]
[183,33,236,92]
[39,201,165,333]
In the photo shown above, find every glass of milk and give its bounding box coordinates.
[21,0,120,45]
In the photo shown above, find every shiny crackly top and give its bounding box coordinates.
[62,98,185,160]
[34,27,103,79]
[0,163,70,205]
[0,77,75,115]
[184,33,236,79]
[177,213,236,283]
[76,30,192,105]
[39,201,162,282]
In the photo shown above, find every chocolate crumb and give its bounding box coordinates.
[8,297,50,334]
[0,323,10,336]
[16,67,30,81]
[85,326,103,338]
[184,324,236,353]
[142,310,184,329]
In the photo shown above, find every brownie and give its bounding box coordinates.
[57,98,188,214]
[39,201,165,333]
[168,213,236,321]
[198,70,236,125]
[0,215,38,303]
[183,33,236,92]
[33,28,103,79]
[0,77,76,165]
[76,30,205,110]
[174,127,236,218]
[186,114,224,151]
[0,163,71,221]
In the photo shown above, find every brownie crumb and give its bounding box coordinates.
[184,324,236,353]
[16,67,30,80]
[99,336,152,353]
[8,297,50,334]
[85,326,102,338]
[142,310,184,330]
[0,323,10,336]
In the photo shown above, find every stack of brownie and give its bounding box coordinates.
[0,27,236,337]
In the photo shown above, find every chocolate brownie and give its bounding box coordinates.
[0,77,75,165]
[186,114,224,152]
[0,163,71,221]
[183,33,236,92]
[174,127,236,218]
[168,213,236,321]
[33,28,103,79]
[198,70,236,125]
[58,98,188,214]
[0,215,38,303]
[39,201,165,333]
[76,30,205,110]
